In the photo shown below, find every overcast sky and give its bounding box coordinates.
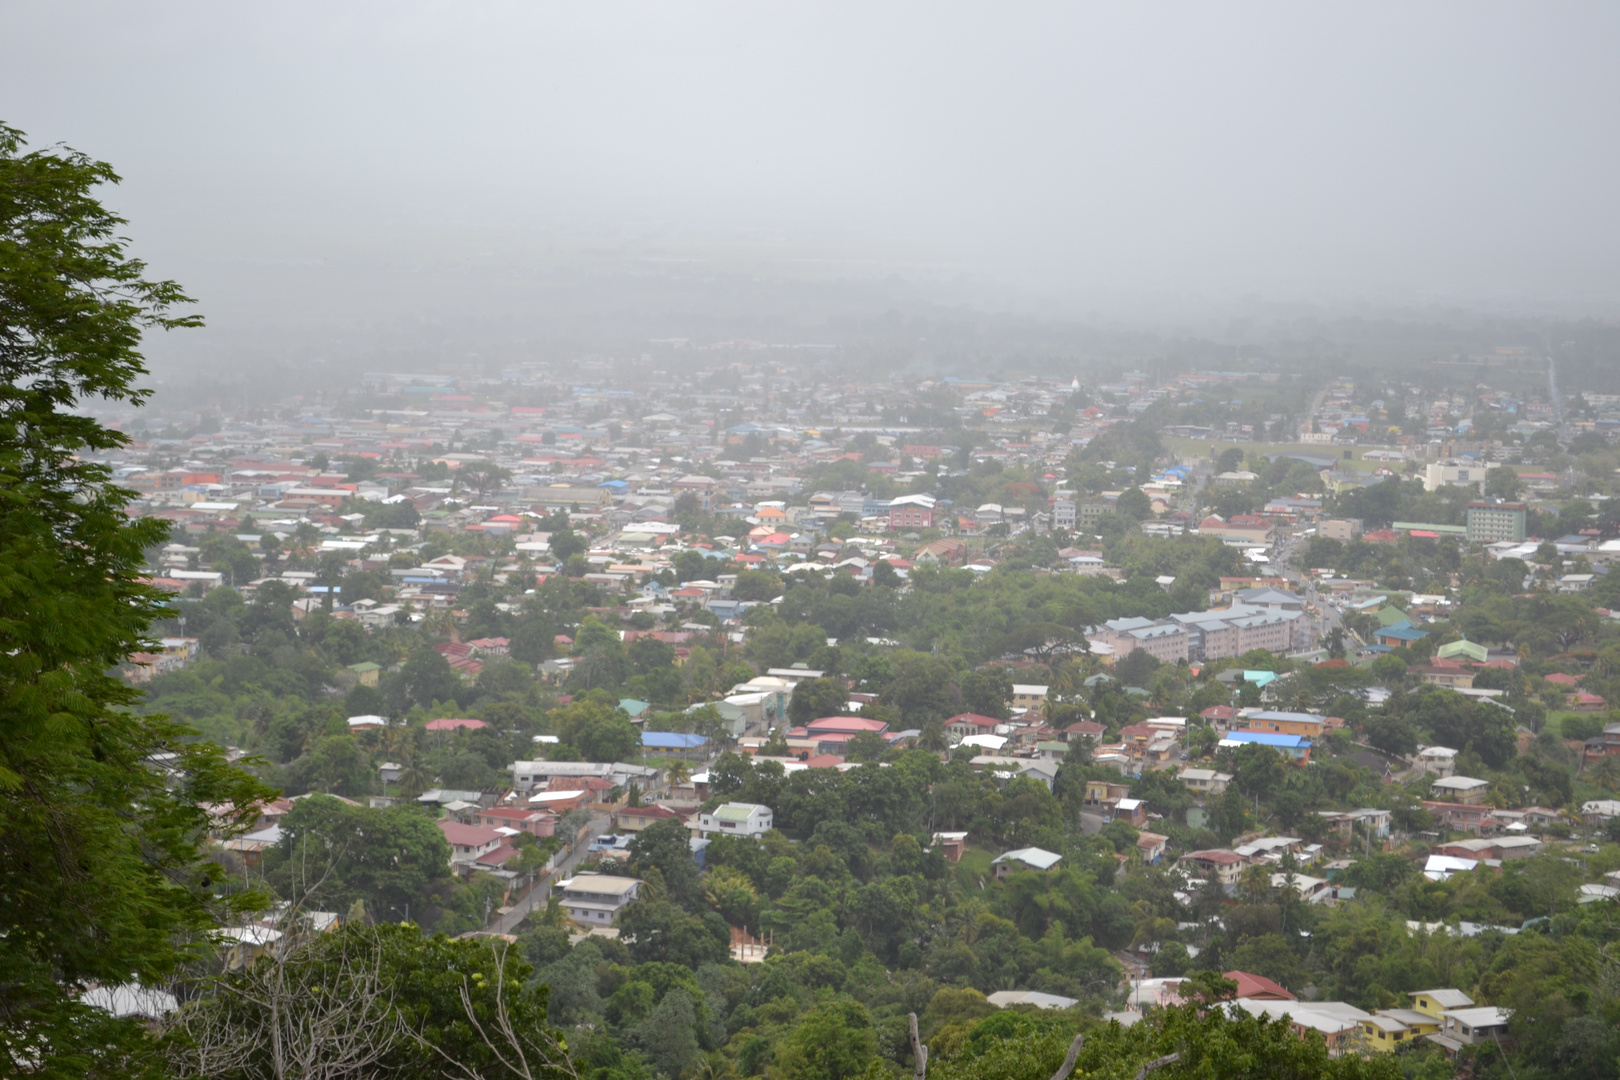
[4,2,1619,321]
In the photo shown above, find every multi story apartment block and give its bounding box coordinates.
[1465,500,1527,544]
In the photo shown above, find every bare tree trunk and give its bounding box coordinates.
[907,1012,928,1080]
[1133,1051,1180,1080]
[1051,1034,1086,1080]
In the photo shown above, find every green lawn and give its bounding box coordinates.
[953,847,996,889]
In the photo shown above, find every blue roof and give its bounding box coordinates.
[641,732,708,750]
[1226,732,1309,748]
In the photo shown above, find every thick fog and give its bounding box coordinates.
[4,2,1619,333]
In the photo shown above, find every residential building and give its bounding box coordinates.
[696,802,774,838]
[1011,684,1049,714]
[618,804,687,833]
[472,807,557,838]
[1220,731,1312,762]
[437,821,506,869]
[1422,801,1498,835]
[1242,711,1326,738]
[553,873,641,926]
[1318,518,1363,541]
[1440,1006,1511,1046]
[1411,990,1475,1021]
[991,847,1063,880]
[1430,776,1490,805]
[945,713,1002,740]
[1417,746,1458,777]
[1179,768,1233,796]
[1466,500,1527,544]
[887,494,936,531]
[1176,849,1246,887]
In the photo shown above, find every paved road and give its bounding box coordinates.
[1270,529,1341,647]
[490,814,613,935]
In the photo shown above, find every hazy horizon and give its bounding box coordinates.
[5,2,1620,347]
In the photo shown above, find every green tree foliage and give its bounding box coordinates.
[261,795,458,930]
[0,123,273,1069]
[773,1000,878,1080]
[789,677,853,724]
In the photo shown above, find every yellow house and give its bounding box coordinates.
[1243,711,1325,738]
[1359,1009,1440,1052]
[1411,989,1473,1019]
[1012,684,1049,713]
[347,661,381,687]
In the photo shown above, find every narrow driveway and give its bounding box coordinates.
[490,814,612,935]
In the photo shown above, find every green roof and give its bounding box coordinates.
[1376,606,1412,627]
[347,661,382,672]
[1437,639,1488,662]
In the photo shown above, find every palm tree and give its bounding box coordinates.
[665,760,693,788]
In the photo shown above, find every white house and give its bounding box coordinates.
[1430,776,1490,804]
[1441,1006,1511,1046]
[1179,768,1233,796]
[991,847,1063,880]
[1416,746,1458,778]
[696,802,774,838]
[554,873,642,925]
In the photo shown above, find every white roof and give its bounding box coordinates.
[993,847,1063,870]
[986,990,1079,1010]
[556,874,641,894]
[215,925,283,946]
[81,983,179,1019]
[1412,989,1474,1008]
[1442,1006,1510,1027]
[1432,775,1489,790]
[1424,854,1480,880]
[959,733,1009,751]
[1115,798,1143,810]
[528,789,590,804]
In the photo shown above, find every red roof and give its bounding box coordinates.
[1184,849,1245,865]
[475,844,519,866]
[1224,970,1296,1001]
[621,804,683,820]
[945,712,1000,730]
[1065,720,1107,736]
[807,716,889,733]
[549,776,615,792]
[1200,705,1236,720]
[1545,673,1579,686]
[425,718,489,732]
[437,821,503,847]
[804,754,845,768]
